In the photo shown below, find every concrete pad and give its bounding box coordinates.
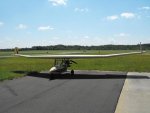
[115,72,150,113]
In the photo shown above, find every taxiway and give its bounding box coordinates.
[0,71,126,113]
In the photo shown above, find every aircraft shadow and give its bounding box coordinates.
[26,72,149,80]
[13,71,149,80]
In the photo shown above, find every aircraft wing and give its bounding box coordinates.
[15,51,144,59]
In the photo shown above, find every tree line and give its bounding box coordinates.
[1,43,150,51]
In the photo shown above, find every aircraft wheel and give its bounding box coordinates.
[71,70,74,75]
[49,74,54,80]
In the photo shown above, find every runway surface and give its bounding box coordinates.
[0,71,126,113]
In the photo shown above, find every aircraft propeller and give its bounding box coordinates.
[70,60,77,64]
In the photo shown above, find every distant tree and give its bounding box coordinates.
[1,43,150,51]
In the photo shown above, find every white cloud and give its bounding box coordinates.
[106,12,136,21]
[115,33,130,37]
[106,15,119,20]
[0,22,4,27]
[38,26,54,31]
[48,0,67,6]
[74,8,89,13]
[83,35,90,39]
[141,6,150,10]
[52,37,60,40]
[120,12,135,19]
[16,24,27,29]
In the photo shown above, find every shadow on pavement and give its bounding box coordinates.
[14,71,149,80]
[12,71,149,80]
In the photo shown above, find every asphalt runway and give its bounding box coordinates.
[0,71,126,113]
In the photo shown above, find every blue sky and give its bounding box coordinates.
[0,0,150,48]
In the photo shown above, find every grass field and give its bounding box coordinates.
[0,50,150,81]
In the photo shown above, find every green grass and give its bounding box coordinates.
[0,50,150,81]
[72,54,150,72]
[0,57,53,81]
[0,51,14,56]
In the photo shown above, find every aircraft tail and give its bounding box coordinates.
[14,47,19,54]
[139,42,145,54]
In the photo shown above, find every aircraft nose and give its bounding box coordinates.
[49,67,57,73]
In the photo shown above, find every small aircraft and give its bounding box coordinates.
[15,49,144,75]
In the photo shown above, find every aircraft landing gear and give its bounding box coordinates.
[71,69,74,75]
[49,74,54,80]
